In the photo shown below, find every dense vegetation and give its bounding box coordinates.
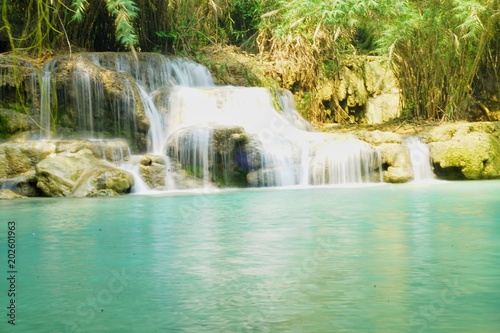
[1,0,498,122]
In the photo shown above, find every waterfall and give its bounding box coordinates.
[405,136,435,181]
[37,52,383,189]
[162,86,382,187]
[39,59,58,139]
[278,89,314,132]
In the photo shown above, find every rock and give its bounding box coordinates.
[0,189,23,200]
[333,56,401,124]
[0,109,34,138]
[429,132,500,179]
[49,54,150,152]
[246,168,281,187]
[378,144,413,183]
[0,57,40,122]
[73,167,134,197]
[54,139,130,162]
[36,150,134,197]
[365,93,400,124]
[354,130,403,145]
[0,173,41,197]
[138,154,167,189]
[167,126,251,187]
[0,141,56,179]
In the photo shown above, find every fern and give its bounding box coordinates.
[105,0,139,47]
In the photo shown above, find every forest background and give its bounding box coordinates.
[1,0,498,124]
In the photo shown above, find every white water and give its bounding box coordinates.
[404,136,435,181]
[39,59,58,139]
[39,52,384,189]
[161,86,381,187]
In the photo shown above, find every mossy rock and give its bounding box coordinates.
[378,143,413,183]
[36,150,134,197]
[0,109,34,138]
[429,132,500,180]
[0,141,56,179]
[0,189,23,200]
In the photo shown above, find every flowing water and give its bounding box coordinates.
[37,53,395,189]
[1,181,499,333]
[405,137,435,181]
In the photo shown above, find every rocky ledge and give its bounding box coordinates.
[1,122,499,199]
[347,121,500,182]
[0,139,134,198]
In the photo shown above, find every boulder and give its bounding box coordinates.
[138,154,167,189]
[0,141,56,179]
[378,143,413,183]
[36,150,134,197]
[73,166,135,197]
[0,173,41,197]
[0,189,23,200]
[429,132,500,180]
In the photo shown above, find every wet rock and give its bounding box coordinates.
[0,189,23,200]
[429,132,500,180]
[0,109,34,138]
[0,173,41,197]
[36,150,134,197]
[0,141,56,179]
[73,166,134,197]
[54,139,130,163]
[138,154,167,189]
[378,144,413,183]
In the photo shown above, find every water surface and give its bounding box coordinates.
[1,181,499,332]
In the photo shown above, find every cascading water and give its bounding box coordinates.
[404,136,435,181]
[39,59,58,139]
[160,86,381,187]
[38,52,382,190]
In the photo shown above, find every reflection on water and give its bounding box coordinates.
[0,181,499,332]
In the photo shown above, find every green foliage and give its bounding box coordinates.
[1,0,498,123]
[376,0,498,120]
[73,0,139,49]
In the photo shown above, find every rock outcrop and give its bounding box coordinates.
[0,189,23,200]
[0,139,134,197]
[422,122,500,180]
[36,150,134,197]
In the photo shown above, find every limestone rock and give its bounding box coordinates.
[429,132,500,180]
[54,139,131,162]
[365,93,400,125]
[354,130,403,145]
[0,189,23,200]
[73,167,134,197]
[378,144,413,183]
[0,109,34,137]
[0,173,40,197]
[0,141,56,179]
[138,154,167,189]
[36,150,134,197]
